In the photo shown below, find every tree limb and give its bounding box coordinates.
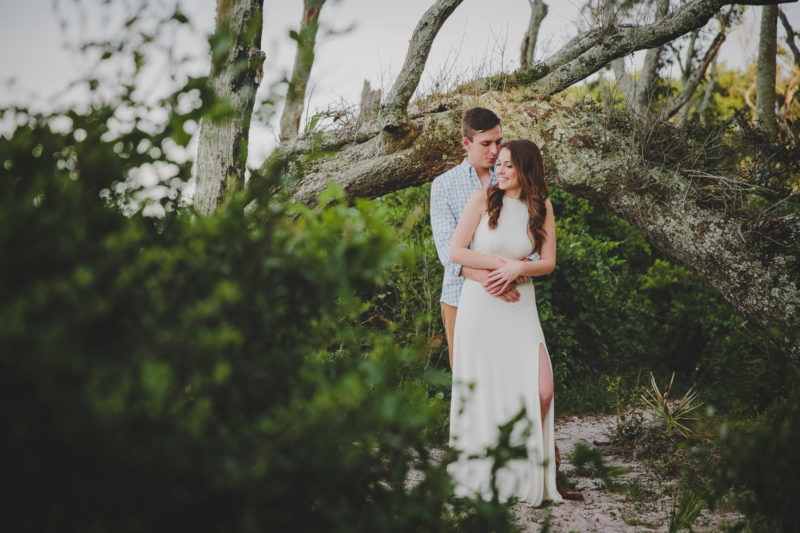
[378,0,463,136]
[520,0,548,68]
[195,0,265,215]
[526,0,789,97]
[279,0,326,141]
[663,32,725,120]
[778,7,800,69]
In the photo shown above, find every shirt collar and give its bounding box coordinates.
[460,157,497,188]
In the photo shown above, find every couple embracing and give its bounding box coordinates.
[431,107,577,506]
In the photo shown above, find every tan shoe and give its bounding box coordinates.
[554,442,584,501]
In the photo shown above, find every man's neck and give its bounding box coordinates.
[474,166,492,189]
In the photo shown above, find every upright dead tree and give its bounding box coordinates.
[520,0,548,69]
[194,0,265,215]
[756,4,778,135]
[359,80,381,124]
[279,0,326,140]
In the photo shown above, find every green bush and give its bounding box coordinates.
[372,183,781,416]
[0,105,513,531]
[703,387,800,532]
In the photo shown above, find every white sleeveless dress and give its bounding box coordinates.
[448,196,562,506]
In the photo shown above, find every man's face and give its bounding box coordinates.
[463,125,502,171]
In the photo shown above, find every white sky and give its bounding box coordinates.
[1,0,798,169]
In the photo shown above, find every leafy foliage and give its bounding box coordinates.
[371,179,787,417]
[701,387,800,533]
[568,442,627,492]
[0,97,516,532]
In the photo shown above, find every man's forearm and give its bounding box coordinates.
[461,266,489,284]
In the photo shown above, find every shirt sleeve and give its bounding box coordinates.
[526,251,541,261]
[430,178,462,278]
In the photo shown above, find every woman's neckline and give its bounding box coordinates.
[503,194,524,202]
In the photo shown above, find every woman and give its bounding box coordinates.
[447,139,561,506]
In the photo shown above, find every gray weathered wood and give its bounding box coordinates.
[520,0,548,68]
[359,80,381,123]
[378,0,463,135]
[195,0,265,215]
[529,0,786,97]
[279,0,326,141]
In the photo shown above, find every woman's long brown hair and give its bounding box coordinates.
[487,139,549,254]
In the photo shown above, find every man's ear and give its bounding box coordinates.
[462,137,470,150]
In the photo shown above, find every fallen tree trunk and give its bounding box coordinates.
[276,94,799,349]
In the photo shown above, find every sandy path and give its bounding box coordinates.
[407,413,741,531]
[512,414,741,533]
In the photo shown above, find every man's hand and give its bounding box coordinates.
[496,284,521,302]
[462,266,521,302]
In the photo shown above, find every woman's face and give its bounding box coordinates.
[495,148,521,196]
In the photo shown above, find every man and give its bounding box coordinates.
[430,107,582,501]
[430,107,536,370]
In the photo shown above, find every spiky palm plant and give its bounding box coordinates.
[641,372,702,437]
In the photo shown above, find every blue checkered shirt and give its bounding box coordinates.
[430,158,540,306]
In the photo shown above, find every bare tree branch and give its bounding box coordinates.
[778,6,800,69]
[527,0,789,97]
[378,0,463,136]
[520,0,548,68]
[195,0,265,215]
[663,32,725,120]
[279,0,326,140]
[547,27,607,68]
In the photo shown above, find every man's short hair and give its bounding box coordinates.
[461,107,501,140]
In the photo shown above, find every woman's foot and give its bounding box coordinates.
[555,443,584,501]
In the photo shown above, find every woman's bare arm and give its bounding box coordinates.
[449,190,505,271]
[485,199,556,292]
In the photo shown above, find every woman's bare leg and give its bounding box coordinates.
[539,343,553,422]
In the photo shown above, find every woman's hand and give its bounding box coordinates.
[484,260,527,295]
